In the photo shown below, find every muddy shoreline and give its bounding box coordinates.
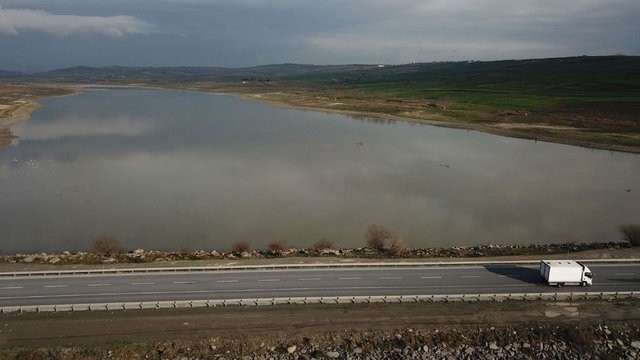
[0,83,77,149]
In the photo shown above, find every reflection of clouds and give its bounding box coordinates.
[13,116,156,140]
[1,89,639,253]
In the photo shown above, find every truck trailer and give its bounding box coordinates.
[539,260,593,287]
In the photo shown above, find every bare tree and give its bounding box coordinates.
[231,241,250,254]
[267,240,287,253]
[620,224,640,246]
[389,236,408,256]
[92,235,126,257]
[310,238,334,251]
[366,224,400,251]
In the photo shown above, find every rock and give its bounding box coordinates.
[522,342,531,349]
[489,342,499,350]
[617,339,624,346]
[422,345,429,352]
[465,347,475,355]
[62,251,71,256]
[48,256,60,264]
[631,341,640,349]
[23,255,35,263]
[134,248,145,254]
[353,347,363,354]
[287,345,297,354]
[326,351,340,358]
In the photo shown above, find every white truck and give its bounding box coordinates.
[539,260,593,287]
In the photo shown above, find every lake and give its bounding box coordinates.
[0,88,638,254]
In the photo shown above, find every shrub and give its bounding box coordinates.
[267,240,287,252]
[620,224,640,246]
[231,241,250,254]
[92,235,126,257]
[389,236,408,256]
[365,224,400,251]
[14,350,46,360]
[310,238,334,251]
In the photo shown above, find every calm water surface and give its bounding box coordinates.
[0,89,638,253]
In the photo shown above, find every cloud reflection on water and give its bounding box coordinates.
[0,89,638,253]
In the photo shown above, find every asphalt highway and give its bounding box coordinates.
[1,264,639,307]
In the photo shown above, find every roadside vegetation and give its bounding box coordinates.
[0,223,633,265]
[620,224,640,246]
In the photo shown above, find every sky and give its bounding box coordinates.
[0,0,639,72]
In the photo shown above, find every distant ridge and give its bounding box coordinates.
[0,55,640,88]
[0,70,25,78]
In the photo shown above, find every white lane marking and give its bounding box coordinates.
[217,280,239,283]
[43,285,68,288]
[298,278,321,281]
[380,277,402,280]
[421,276,442,279]
[88,283,111,287]
[0,286,23,290]
[131,282,155,285]
[339,277,362,280]
[614,273,635,276]
[258,279,280,282]
[461,276,481,278]
[174,281,196,284]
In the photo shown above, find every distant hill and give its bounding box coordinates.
[0,70,26,78]
[26,65,234,83]
[3,56,638,89]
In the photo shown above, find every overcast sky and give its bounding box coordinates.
[1,0,639,72]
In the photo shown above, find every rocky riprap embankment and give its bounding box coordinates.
[8,322,640,359]
[0,241,630,265]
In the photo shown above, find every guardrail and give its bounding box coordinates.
[0,258,638,277]
[1,291,637,314]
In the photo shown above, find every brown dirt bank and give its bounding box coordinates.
[2,300,639,358]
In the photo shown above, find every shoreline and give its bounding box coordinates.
[224,90,640,154]
[0,99,42,148]
[1,241,635,269]
[1,82,638,154]
[0,83,78,149]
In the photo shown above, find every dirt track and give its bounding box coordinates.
[2,300,638,347]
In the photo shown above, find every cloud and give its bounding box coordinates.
[0,7,151,37]
[299,34,561,63]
